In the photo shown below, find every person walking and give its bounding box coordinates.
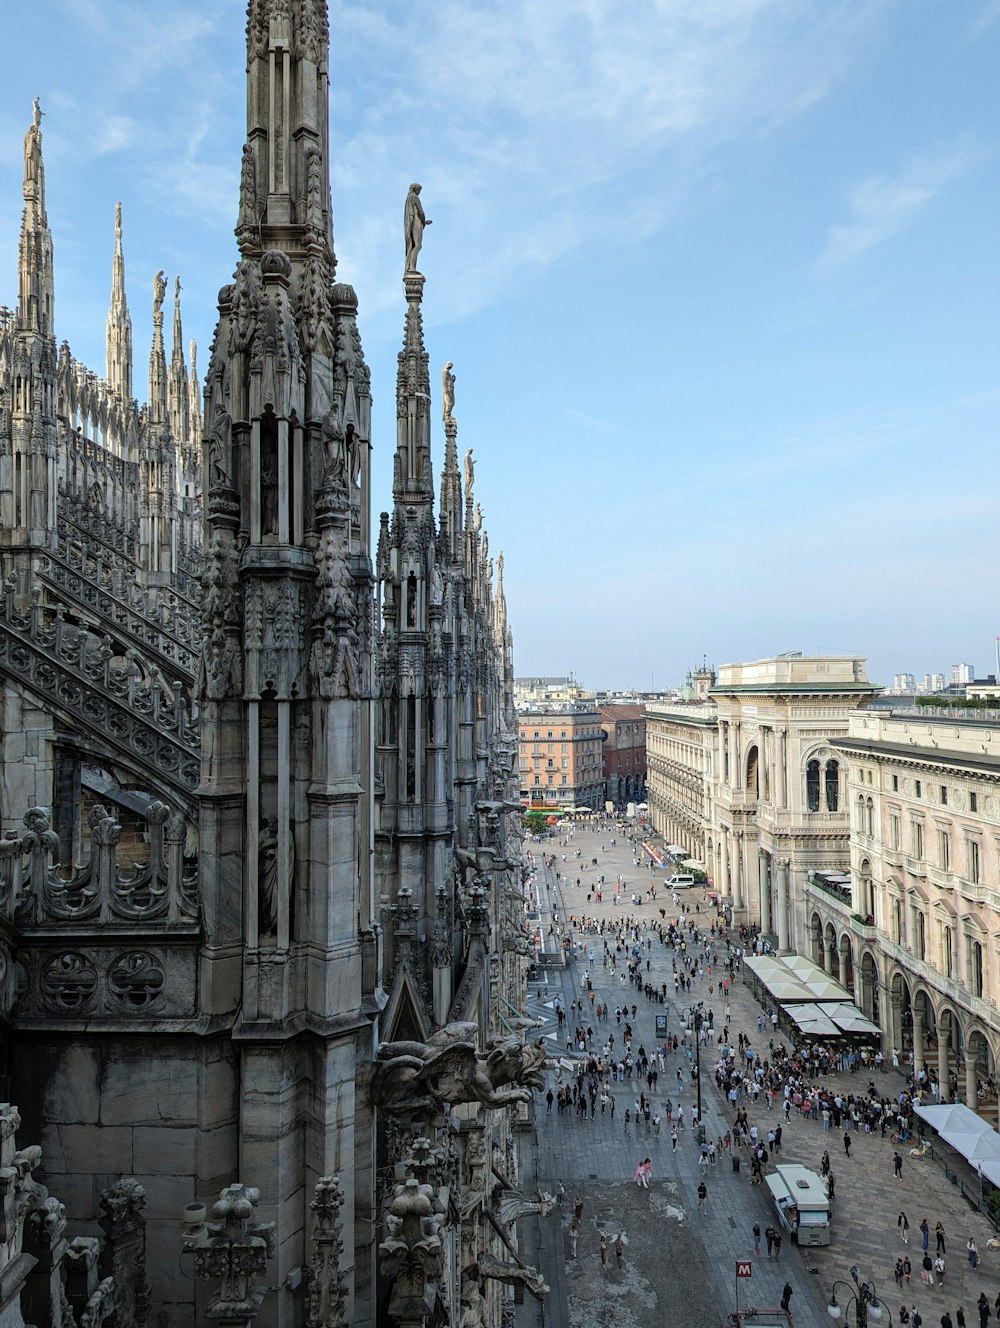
[921,1218,931,1252]
[942,1314,954,1328]
[697,1179,708,1214]
[599,1233,608,1267]
[615,1232,625,1268]
[844,1131,852,1158]
[634,1160,645,1187]
[936,1221,946,1253]
[765,1225,776,1258]
[894,1152,903,1179]
[899,1212,910,1243]
[957,1309,966,1328]
[977,1293,990,1328]
[546,1088,554,1115]
[894,1259,905,1287]
[772,1231,782,1260]
[902,1256,911,1284]
[753,1222,762,1255]
[671,1126,678,1151]
[624,1108,631,1137]
[781,1283,793,1315]
[569,1222,578,1258]
[967,1236,978,1269]
[921,1252,934,1286]
[933,1252,945,1283]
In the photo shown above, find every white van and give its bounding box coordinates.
[667,874,695,889]
[765,1164,831,1246]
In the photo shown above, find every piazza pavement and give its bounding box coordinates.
[514,818,1000,1328]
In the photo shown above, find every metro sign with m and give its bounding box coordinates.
[736,1261,752,1278]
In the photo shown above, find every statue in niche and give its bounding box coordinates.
[430,565,443,607]
[347,423,361,489]
[442,361,455,420]
[321,404,346,491]
[208,403,233,488]
[153,270,166,317]
[257,816,293,940]
[403,183,431,274]
[406,573,417,628]
[237,143,257,235]
[260,447,279,537]
[464,448,474,498]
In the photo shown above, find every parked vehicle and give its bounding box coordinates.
[667,874,695,889]
[765,1164,831,1246]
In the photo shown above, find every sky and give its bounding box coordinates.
[1,0,998,692]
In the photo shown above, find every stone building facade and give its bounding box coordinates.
[805,706,1000,1108]
[646,701,716,855]
[0,6,538,1328]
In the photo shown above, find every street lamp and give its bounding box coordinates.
[827,1267,890,1328]
[681,1002,705,1140]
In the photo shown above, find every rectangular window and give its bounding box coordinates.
[916,911,926,961]
[892,774,899,792]
[533,776,540,786]
[915,780,921,798]
[912,822,923,859]
[890,815,900,849]
[968,839,981,884]
[970,791,978,813]
[939,831,950,871]
[940,785,948,806]
[561,775,568,785]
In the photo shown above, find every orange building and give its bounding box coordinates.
[518,703,606,810]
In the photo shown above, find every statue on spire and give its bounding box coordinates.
[175,275,182,300]
[24,99,43,190]
[442,361,455,421]
[403,183,431,275]
[115,201,122,239]
[153,270,166,317]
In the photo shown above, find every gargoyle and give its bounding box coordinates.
[475,1251,549,1300]
[492,1187,556,1229]
[373,1024,546,1118]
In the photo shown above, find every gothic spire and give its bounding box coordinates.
[393,268,433,503]
[147,271,167,426]
[17,98,54,338]
[106,201,133,400]
[188,338,202,445]
[168,276,189,444]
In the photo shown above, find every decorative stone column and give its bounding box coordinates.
[937,1027,950,1104]
[822,935,833,975]
[911,1005,925,1076]
[758,850,771,935]
[719,832,730,900]
[776,859,790,953]
[776,727,787,809]
[890,989,902,1055]
[732,832,744,911]
[964,1055,977,1109]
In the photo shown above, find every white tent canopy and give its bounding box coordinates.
[915,1103,1000,1187]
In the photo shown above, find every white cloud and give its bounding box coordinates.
[812,138,982,275]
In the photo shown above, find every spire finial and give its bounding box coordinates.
[115,201,122,242]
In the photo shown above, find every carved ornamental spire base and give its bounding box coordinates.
[402,272,425,306]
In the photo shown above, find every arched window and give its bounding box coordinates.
[746,746,759,797]
[824,760,839,812]
[866,797,875,837]
[806,760,820,812]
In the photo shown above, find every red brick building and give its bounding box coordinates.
[599,703,646,807]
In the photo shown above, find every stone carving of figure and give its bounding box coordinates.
[430,565,443,607]
[258,817,279,938]
[237,143,257,233]
[306,144,322,218]
[208,403,233,489]
[464,448,474,498]
[115,200,122,238]
[153,270,167,317]
[404,183,431,274]
[442,361,455,420]
[24,100,43,187]
[175,275,182,300]
[260,448,279,536]
[321,405,347,491]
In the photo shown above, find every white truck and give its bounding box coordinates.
[765,1164,831,1246]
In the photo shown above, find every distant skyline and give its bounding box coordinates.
[0,1,997,691]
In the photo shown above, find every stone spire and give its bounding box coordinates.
[167,276,189,445]
[392,268,433,503]
[188,338,203,446]
[438,362,463,565]
[147,270,167,426]
[106,201,133,400]
[17,97,54,339]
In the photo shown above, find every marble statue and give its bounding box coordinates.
[208,403,233,489]
[373,1025,546,1117]
[153,270,166,316]
[442,361,455,420]
[258,817,279,937]
[403,183,431,274]
[463,448,474,498]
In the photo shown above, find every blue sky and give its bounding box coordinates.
[1,0,998,691]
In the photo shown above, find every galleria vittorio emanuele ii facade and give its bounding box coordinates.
[0,4,540,1326]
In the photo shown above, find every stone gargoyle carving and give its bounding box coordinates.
[475,1251,549,1300]
[373,1022,546,1118]
[491,1187,556,1230]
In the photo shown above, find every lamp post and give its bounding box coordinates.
[681,1002,705,1140]
[827,1267,891,1328]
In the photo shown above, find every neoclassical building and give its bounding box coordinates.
[806,706,1000,1107]
[0,6,538,1327]
[646,700,716,854]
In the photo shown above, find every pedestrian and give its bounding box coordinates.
[921,1218,930,1251]
[933,1253,945,1283]
[902,1257,911,1283]
[942,1315,954,1328]
[957,1309,966,1328]
[671,1126,678,1151]
[697,1179,707,1214]
[772,1231,782,1260]
[912,1308,922,1328]
[599,1233,608,1267]
[936,1221,946,1253]
[978,1294,990,1328]
[624,1108,631,1137]
[844,1131,852,1157]
[765,1225,776,1258]
[921,1252,934,1285]
[615,1232,625,1268]
[899,1212,910,1244]
[894,1152,903,1178]
[781,1283,793,1314]
[569,1222,578,1258]
[967,1237,978,1269]
[634,1160,645,1187]
[546,1088,554,1115]
[753,1222,761,1255]
[899,1309,909,1326]
[574,1197,583,1223]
